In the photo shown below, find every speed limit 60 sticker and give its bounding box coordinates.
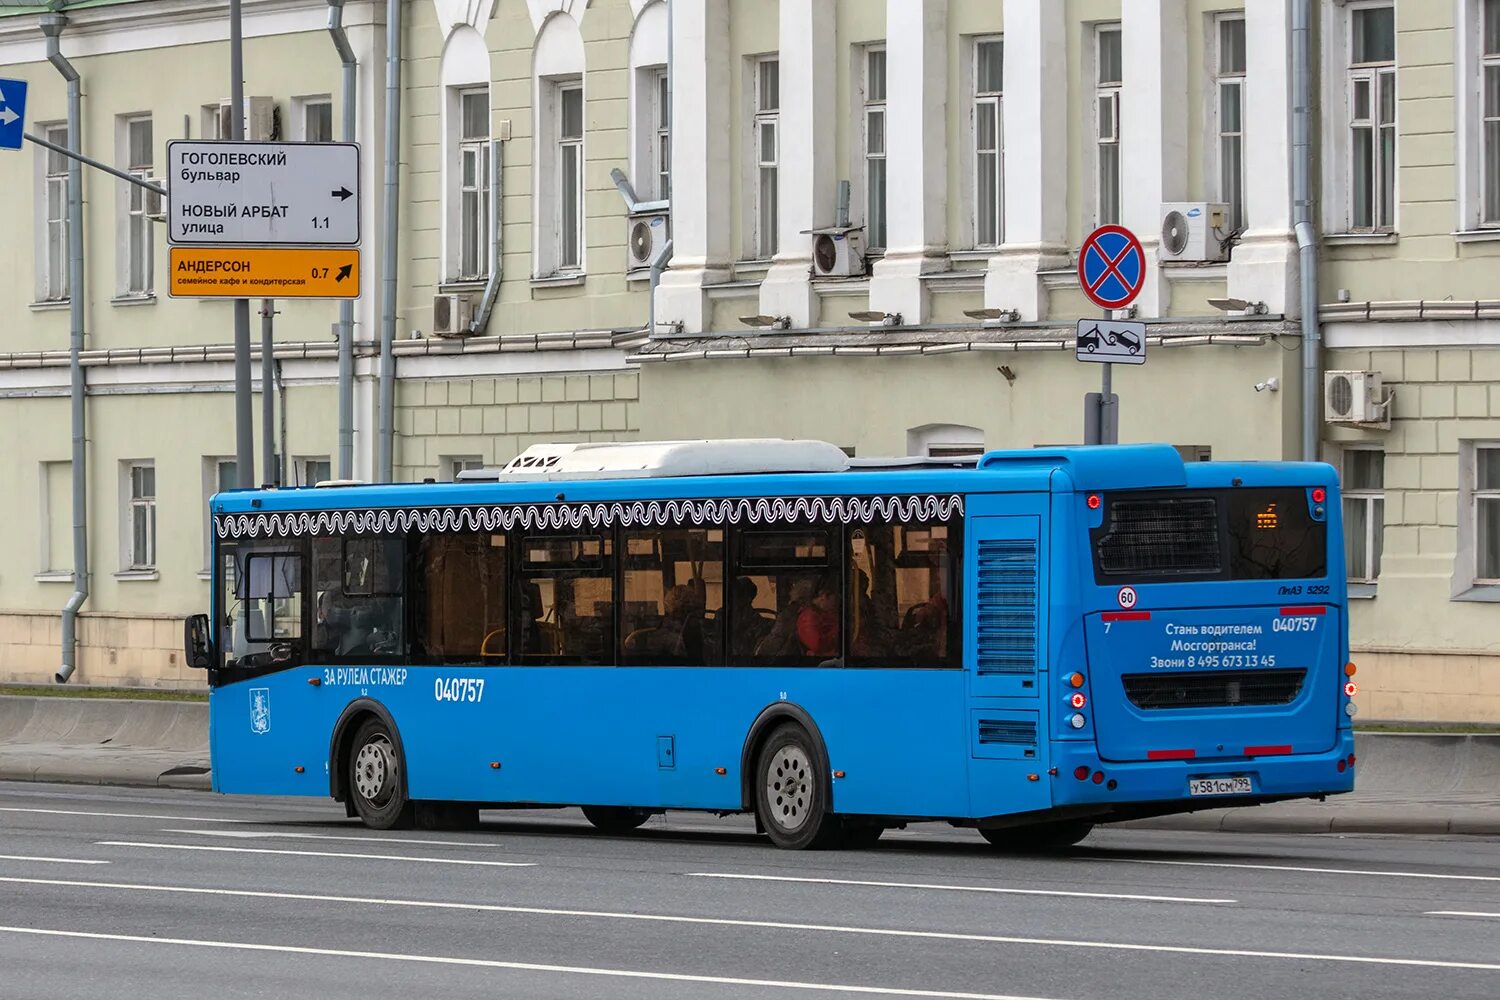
[1116,586,1138,609]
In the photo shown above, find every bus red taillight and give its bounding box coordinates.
[1344,681,1358,697]
[1091,771,1105,785]
[1070,692,1087,709]
[1311,487,1326,503]
[1074,766,1090,780]
[1087,494,1102,510]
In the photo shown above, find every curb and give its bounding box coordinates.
[0,763,211,792]
[1122,810,1500,836]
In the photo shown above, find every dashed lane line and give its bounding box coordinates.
[687,872,1234,905]
[95,840,534,868]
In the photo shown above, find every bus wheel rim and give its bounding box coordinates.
[765,745,812,832]
[354,736,395,806]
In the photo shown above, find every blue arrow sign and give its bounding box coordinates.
[0,78,28,151]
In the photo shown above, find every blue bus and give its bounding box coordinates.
[185,440,1357,850]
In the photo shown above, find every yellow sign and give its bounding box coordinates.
[169,247,360,299]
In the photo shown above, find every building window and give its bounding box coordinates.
[296,457,332,486]
[442,456,484,482]
[1475,445,1500,583]
[754,57,780,259]
[123,116,154,297]
[126,462,157,571]
[557,83,585,271]
[1482,0,1500,226]
[974,38,1004,248]
[457,88,491,282]
[1095,25,1122,227]
[1348,4,1396,232]
[907,423,984,461]
[43,123,70,301]
[1215,16,1246,232]
[300,98,333,142]
[39,461,71,577]
[863,47,888,252]
[653,68,671,202]
[1342,448,1384,584]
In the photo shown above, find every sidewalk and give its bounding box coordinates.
[2,695,1497,835]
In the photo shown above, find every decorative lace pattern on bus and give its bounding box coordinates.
[213,494,965,539]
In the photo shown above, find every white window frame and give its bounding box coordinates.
[295,456,332,487]
[973,36,1004,249]
[36,122,70,302]
[1094,24,1123,229]
[38,460,72,579]
[752,56,780,261]
[441,455,485,482]
[1340,447,1384,585]
[294,96,334,143]
[1473,443,1500,585]
[1324,1,1398,235]
[556,82,585,272]
[123,460,157,573]
[862,46,888,253]
[653,68,671,202]
[116,115,155,300]
[907,423,985,460]
[201,458,237,572]
[455,86,492,282]
[1459,0,1500,231]
[1213,14,1247,233]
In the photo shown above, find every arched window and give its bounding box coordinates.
[440,26,493,283]
[628,1,670,203]
[907,424,985,461]
[533,13,587,277]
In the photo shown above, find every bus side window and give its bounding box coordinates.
[219,543,304,670]
[620,528,724,665]
[732,529,842,666]
[310,536,406,659]
[847,521,955,668]
[412,533,507,664]
[516,534,615,666]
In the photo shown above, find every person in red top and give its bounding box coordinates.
[796,574,841,658]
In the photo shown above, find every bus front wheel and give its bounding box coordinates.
[348,717,416,830]
[755,724,841,850]
[979,820,1094,851]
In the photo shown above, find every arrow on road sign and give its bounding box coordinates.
[331,187,352,201]
[0,108,16,127]
[335,264,352,283]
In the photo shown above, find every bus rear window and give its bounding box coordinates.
[1093,488,1326,582]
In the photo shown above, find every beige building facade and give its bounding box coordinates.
[0,0,1496,722]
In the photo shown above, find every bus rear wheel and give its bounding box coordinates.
[755,724,841,850]
[580,805,653,834]
[979,820,1094,851]
[348,717,415,830]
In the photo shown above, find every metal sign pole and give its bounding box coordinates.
[1100,308,1117,444]
[230,0,255,489]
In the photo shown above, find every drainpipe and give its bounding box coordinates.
[42,14,87,684]
[378,0,401,482]
[467,137,503,334]
[327,0,357,480]
[260,300,277,484]
[1293,0,1320,462]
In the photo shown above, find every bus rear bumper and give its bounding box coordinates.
[1045,731,1357,812]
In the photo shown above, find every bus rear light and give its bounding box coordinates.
[1087,494,1102,510]
[1091,771,1105,785]
[1345,702,1359,717]
[1107,779,1118,791]
[1349,754,1357,765]
[1337,759,1346,773]
[1070,692,1087,709]
[1074,765,1090,780]
[1345,662,1357,676]
[1311,488,1326,503]
[1069,713,1087,729]
[716,767,729,775]
[1146,748,1196,760]
[1068,672,1086,688]
[1344,681,1358,697]
[1245,744,1292,756]
[1279,605,1327,616]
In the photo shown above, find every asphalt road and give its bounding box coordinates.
[1,781,1498,999]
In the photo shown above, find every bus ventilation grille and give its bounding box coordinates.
[1122,668,1307,709]
[1095,497,1221,577]
[977,718,1038,746]
[975,538,1038,676]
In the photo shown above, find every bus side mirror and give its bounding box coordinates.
[184,614,214,669]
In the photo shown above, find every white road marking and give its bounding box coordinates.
[1101,857,1500,884]
[0,925,1061,1000]
[160,828,500,849]
[1,875,1492,972]
[688,872,1234,905]
[0,806,250,824]
[1426,911,1500,920]
[0,855,109,866]
[96,841,534,868]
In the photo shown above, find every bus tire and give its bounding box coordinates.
[979,820,1094,851]
[348,717,416,830]
[580,805,653,834]
[755,723,840,850]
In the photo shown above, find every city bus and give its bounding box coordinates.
[186,439,1357,850]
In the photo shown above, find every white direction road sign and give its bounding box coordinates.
[1076,319,1147,365]
[168,140,360,247]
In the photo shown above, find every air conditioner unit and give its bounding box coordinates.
[432,294,474,337]
[810,227,866,278]
[1324,370,1392,427]
[626,211,669,272]
[1159,202,1230,263]
[218,97,279,141]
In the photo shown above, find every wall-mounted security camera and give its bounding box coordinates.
[1254,377,1280,393]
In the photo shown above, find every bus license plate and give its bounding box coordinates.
[1189,777,1252,797]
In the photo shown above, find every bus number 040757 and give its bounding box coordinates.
[435,678,485,703]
